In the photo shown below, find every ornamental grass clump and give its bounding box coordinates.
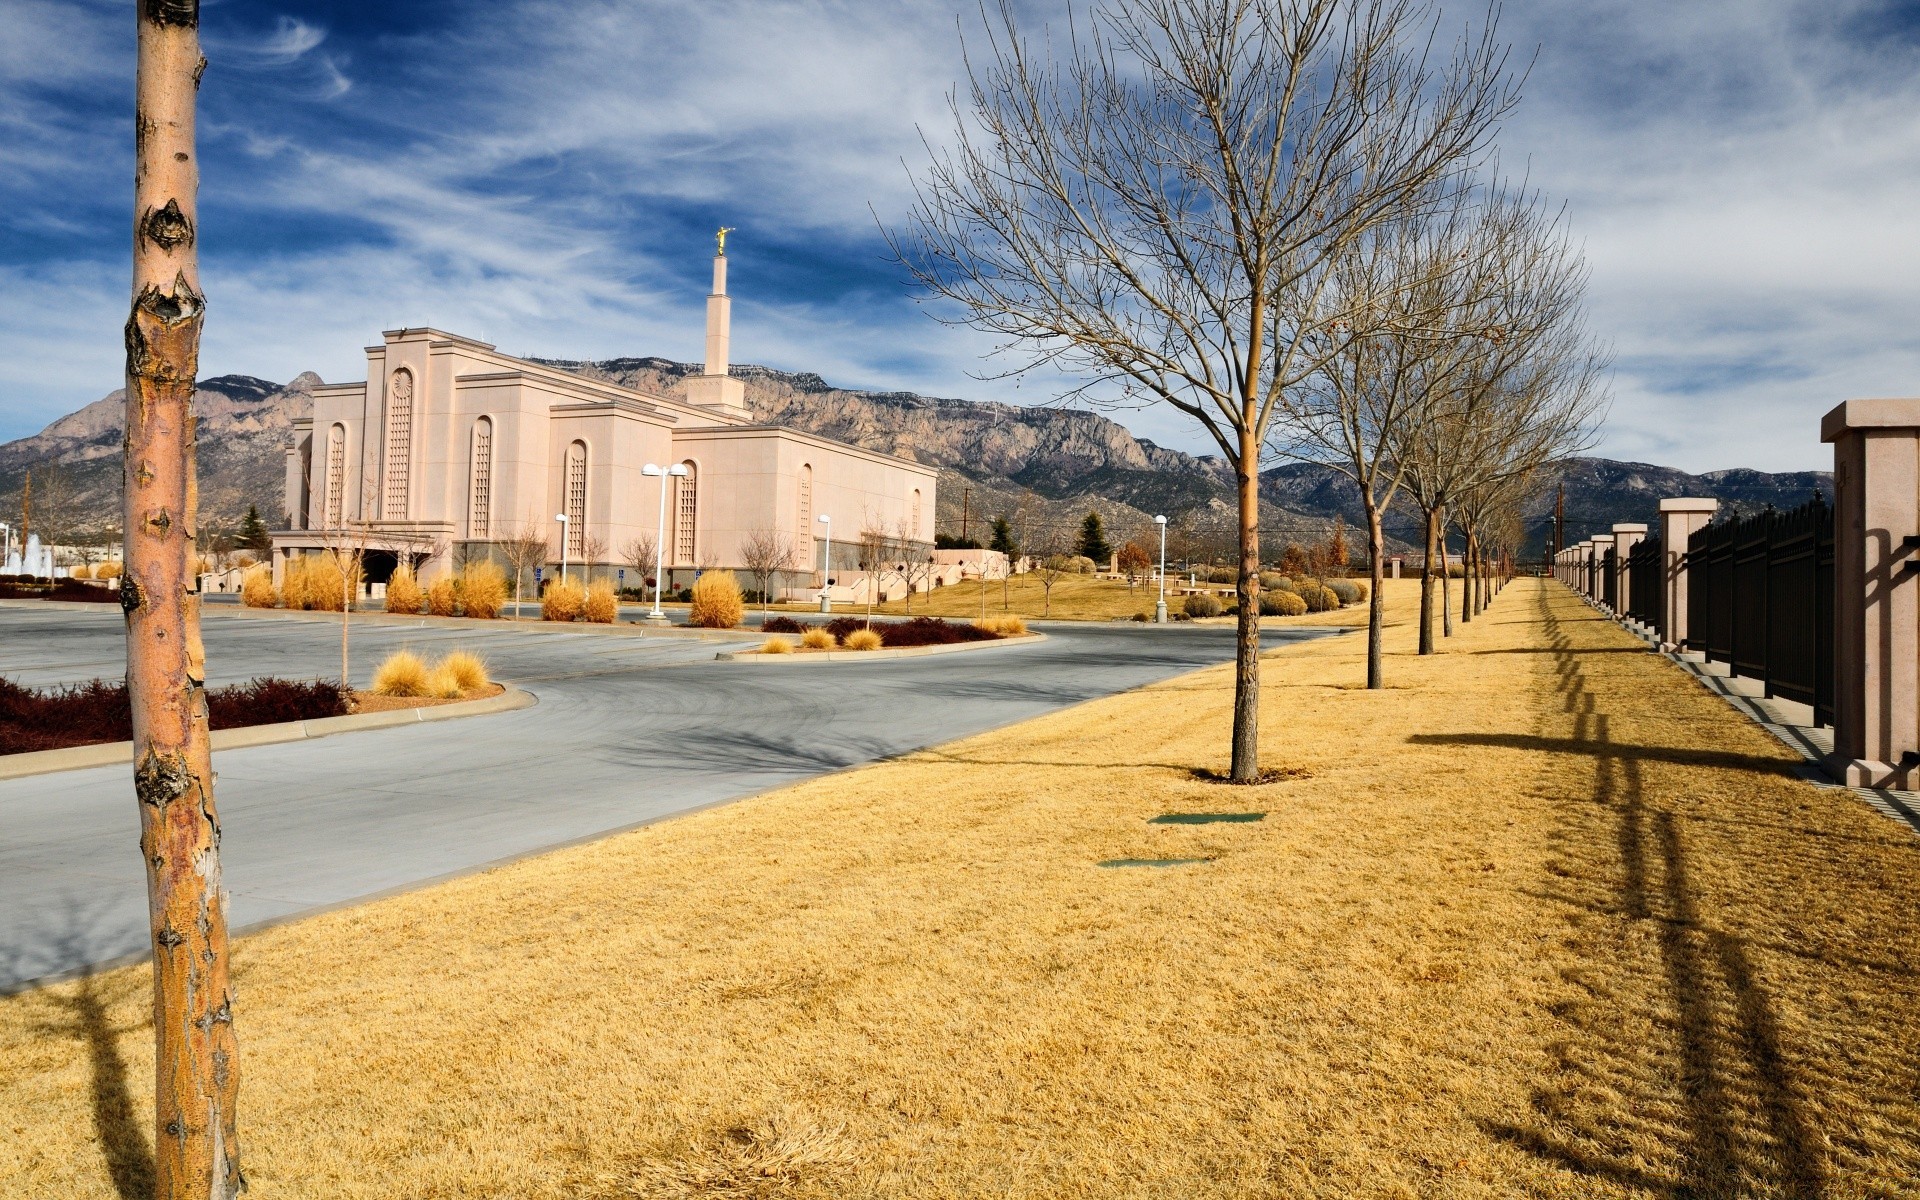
[1261,589,1307,616]
[438,650,490,692]
[800,627,836,650]
[542,578,587,622]
[458,562,507,619]
[308,556,349,612]
[370,650,431,697]
[973,614,1027,637]
[96,561,122,580]
[584,580,619,623]
[423,664,465,700]
[688,570,745,628]
[385,566,423,614]
[1304,585,1339,613]
[426,576,458,617]
[241,566,277,609]
[760,636,796,654]
[1326,578,1361,606]
[1183,593,1223,619]
[843,628,884,651]
[280,558,313,610]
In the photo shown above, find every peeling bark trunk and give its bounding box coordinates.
[1229,420,1261,781]
[1365,502,1386,689]
[126,3,242,1197]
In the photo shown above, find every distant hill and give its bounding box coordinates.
[0,356,1831,558]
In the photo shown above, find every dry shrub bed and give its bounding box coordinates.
[5,580,1919,1199]
[0,676,349,755]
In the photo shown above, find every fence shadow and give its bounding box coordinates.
[1481,586,1829,1198]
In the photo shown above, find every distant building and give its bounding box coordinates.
[272,245,936,596]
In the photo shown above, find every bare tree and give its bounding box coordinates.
[579,529,607,585]
[894,0,1517,777]
[621,532,659,596]
[498,516,551,619]
[29,462,76,565]
[856,520,893,627]
[739,527,794,619]
[123,4,241,1195]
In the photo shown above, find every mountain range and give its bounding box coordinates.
[0,358,1830,558]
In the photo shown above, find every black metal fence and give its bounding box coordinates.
[1625,533,1663,635]
[1683,495,1833,724]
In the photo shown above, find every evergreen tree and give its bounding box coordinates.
[239,504,272,552]
[989,515,1019,558]
[1076,511,1112,563]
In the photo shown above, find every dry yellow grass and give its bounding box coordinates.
[240,566,276,609]
[584,580,619,624]
[800,627,835,650]
[6,578,1919,1199]
[457,561,509,619]
[689,570,745,628]
[842,628,883,651]
[383,565,423,614]
[760,635,797,654]
[437,650,490,693]
[542,577,587,622]
[973,614,1028,637]
[368,649,429,697]
[877,571,1159,621]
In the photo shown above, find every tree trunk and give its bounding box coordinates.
[1418,504,1437,655]
[125,3,242,1196]
[1365,501,1386,689]
[1440,510,1453,638]
[1460,529,1475,625]
[1229,422,1261,781]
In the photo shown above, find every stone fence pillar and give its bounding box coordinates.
[1823,399,1920,786]
[1611,523,1647,615]
[1657,498,1718,651]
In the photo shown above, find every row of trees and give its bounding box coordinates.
[897,0,1603,780]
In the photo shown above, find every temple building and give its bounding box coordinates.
[272,241,936,598]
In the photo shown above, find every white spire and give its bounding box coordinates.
[703,251,730,377]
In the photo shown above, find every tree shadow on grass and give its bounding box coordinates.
[1482,588,1833,1198]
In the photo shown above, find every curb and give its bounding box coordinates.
[0,685,538,781]
[716,632,1048,662]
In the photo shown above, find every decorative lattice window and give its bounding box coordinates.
[468,418,493,538]
[384,368,413,518]
[675,463,698,564]
[324,424,346,528]
[911,488,922,536]
[797,464,812,537]
[565,441,587,557]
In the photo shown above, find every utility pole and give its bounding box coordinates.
[1551,483,1565,561]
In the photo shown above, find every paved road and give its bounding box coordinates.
[0,606,1330,990]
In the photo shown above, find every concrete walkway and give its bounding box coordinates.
[0,606,1329,990]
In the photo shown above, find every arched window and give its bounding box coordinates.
[675,461,698,564]
[324,423,346,528]
[911,488,922,537]
[468,417,493,538]
[797,463,813,536]
[564,440,587,557]
[384,368,413,518]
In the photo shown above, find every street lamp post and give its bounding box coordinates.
[1154,515,1168,624]
[641,463,689,622]
[555,513,570,584]
[817,513,833,613]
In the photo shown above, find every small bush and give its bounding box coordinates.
[241,566,277,609]
[1067,555,1097,574]
[1261,589,1308,616]
[762,615,806,635]
[761,636,796,654]
[50,580,119,603]
[1257,570,1286,590]
[1132,611,1150,622]
[542,578,586,622]
[307,556,348,612]
[1183,593,1223,619]
[438,651,490,692]
[1304,586,1338,613]
[69,564,91,580]
[843,628,883,651]
[584,580,618,623]
[370,651,431,697]
[1208,567,1238,585]
[96,562,123,580]
[385,565,423,614]
[974,614,1028,637]
[425,576,458,617]
[688,570,745,628]
[1348,579,1370,603]
[880,617,997,646]
[206,678,349,728]
[457,561,507,619]
[1,675,349,754]
[1326,579,1361,606]
[280,558,312,610]
[423,664,465,699]
[801,627,836,650]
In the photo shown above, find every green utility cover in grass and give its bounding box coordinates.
[1097,857,1213,868]
[1149,812,1266,825]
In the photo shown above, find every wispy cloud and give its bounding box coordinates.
[2,0,1918,475]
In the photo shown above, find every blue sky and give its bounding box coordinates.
[4,0,1920,472]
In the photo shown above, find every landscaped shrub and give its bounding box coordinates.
[424,663,465,699]
[1326,579,1361,606]
[1257,571,1286,590]
[542,577,587,622]
[843,628,883,651]
[438,651,490,692]
[1208,567,1238,585]
[974,614,1027,637]
[371,651,431,697]
[823,616,866,643]
[425,576,458,617]
[69,564,91,580]
[762,615,806,635]
[1183,593,1223,619]
[308,556,349,612]
[1348,579,1370,603]
[1303,585,1339,612]
[688,570,744,628]
[241,566,276,608]
[457,562,507,619]
[49,580,118,603]
[584,580,618,623]
[280,558,312,610]
[761,636,796,654]
[2,675,349,755]
[801,627,836,650]
[879,617,998,647]
[96,562,123,580]
[1067,555,1097,574]
[1261,589,1308,616]
[385,565,423,614]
